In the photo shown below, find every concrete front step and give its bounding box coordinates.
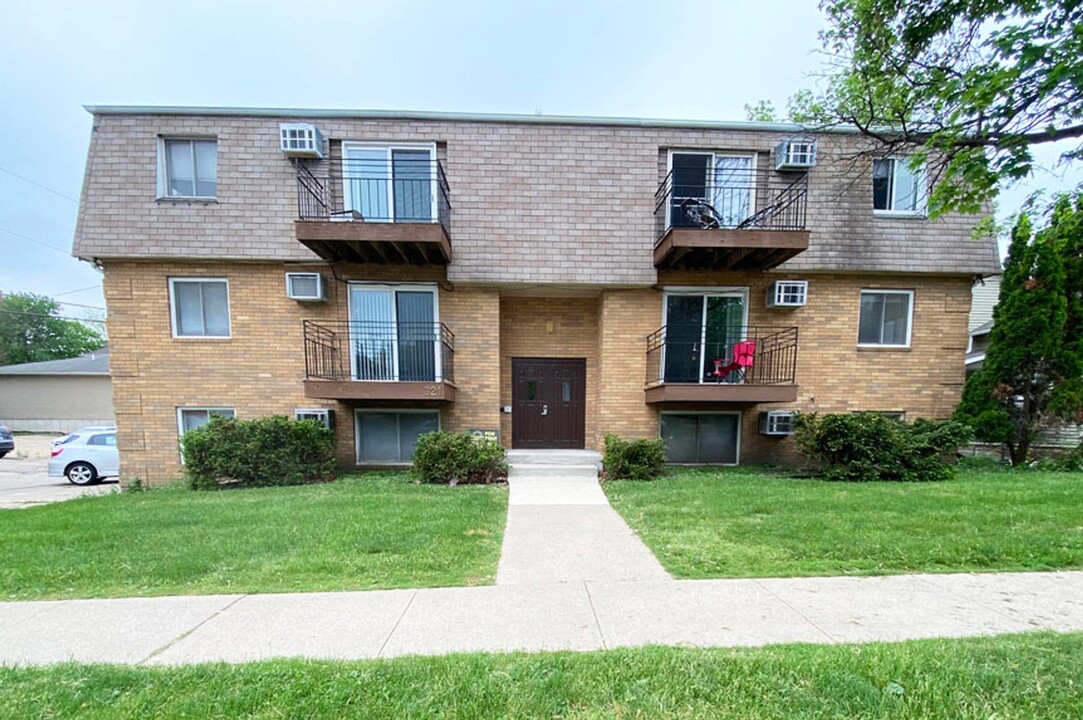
[508,464,599,480]
[506,449,602,468]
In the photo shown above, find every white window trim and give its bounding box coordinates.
[872,156,927,216]
[857,289,915,348]
[660,287,751,385]
[354,408,441,465]
[347,282,441,382]
[659,411,742,466]
[168,277,232,339]
[157,136,218,200]
[340,141,438,223]
[176,407,236,463]
[665,150,758,229]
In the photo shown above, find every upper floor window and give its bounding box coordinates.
[169,278,230,338]
[858,289,913,347]
[159,138,217,198]
[872,157,925,214]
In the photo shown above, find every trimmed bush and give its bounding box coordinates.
[183,415,336,490]
[603,434,666,481]
[412,431,508,485]
[795,413,973,482]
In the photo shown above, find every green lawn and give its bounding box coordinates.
[1,633,1080,718]
[0,474,506,600]
[605,467,1083,578]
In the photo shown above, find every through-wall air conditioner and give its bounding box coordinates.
[295,408,334,430]
[285,272,327,301]
[279,123,325,158]
[774,138,817,170]
[766,280,808,308]
[759,410,796,436]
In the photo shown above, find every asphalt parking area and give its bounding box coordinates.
[0,434,118,509]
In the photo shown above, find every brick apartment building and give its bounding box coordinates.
[72,107,1000,485]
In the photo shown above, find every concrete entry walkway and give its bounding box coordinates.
[496,450,670,585]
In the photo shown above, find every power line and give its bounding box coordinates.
[0,308,106,324]
[0,167,79,204]
[0,227,72,256]
[52,285,102,298]
[55,300,105,311]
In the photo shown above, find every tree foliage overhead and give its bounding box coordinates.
[0,292,106,366]
[805,0,1083,217]
[954,195,1083,464]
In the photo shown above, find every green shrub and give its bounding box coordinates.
[794,413,973,482]
[603,434,666,481]
[183,416,336,490]
[412,431,508,484]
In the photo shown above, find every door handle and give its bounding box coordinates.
[541,404,548,416]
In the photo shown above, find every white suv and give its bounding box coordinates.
[48,430,119,485]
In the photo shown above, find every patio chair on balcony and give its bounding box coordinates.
[711,340,757,383]
[678,198,722,229]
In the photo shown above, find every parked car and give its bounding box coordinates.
[52,426,116,449]
[48,430,118,485]
[0,425,13,458]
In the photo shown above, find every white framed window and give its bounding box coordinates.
[158,138,217,199]
[872,157,926,214]
[177,408,235,437]
[858,290,914,347]
[169,278,231,338]
[659,412,741,465]
[341,142,437,222]
[355,409,439,464]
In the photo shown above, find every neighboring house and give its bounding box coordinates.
[72,107,1000,484]
[0,348,113,432]
[965,273,1000,376]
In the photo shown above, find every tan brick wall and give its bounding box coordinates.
[498,296,601,448]
[104,258,970,483]
[75,112,999,280]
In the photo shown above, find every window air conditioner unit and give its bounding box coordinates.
[295,408,334,430]
[285,272,327,301]
[760,410,796,436]
[775,138,817,170]
[766,280,808,308]
[279,123,325,158]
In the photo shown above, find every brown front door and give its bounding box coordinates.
[512,358,586,449]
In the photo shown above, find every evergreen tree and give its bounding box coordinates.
[955,197,1083,464]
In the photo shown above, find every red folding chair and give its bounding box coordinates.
[711,340,757,382]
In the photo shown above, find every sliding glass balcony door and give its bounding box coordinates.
[342,144,435,223]
[662,293,747,383]
[668,152,755,229]
[348,285,438,382]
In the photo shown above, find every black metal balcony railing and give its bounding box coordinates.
[303,320,454,384]
[645,325,798,386]
[296,156,452,233]
[653,170,808,240]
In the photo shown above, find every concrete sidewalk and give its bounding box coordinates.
[496,451,670,585]
[1,571,1081,665]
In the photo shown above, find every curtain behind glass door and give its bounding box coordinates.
[344,148,389,220]
[396,291,436,381]
[712,155,753,227]
[392,150,432,222]
[664,295,704,382]
[350,288,395,380]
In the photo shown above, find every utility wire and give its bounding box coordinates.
[0,309,106,324]
[0,227,72,256]
[51,285,102,298]
[54,300,105,311]
[0,167,79,204]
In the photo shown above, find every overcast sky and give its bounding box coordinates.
[1,0,1080,321]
